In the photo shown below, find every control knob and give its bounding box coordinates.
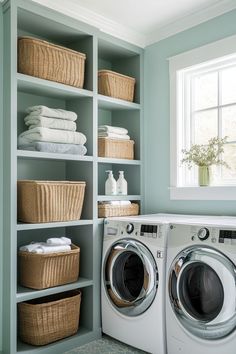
[197,227,210,241]
[126,223,134,234]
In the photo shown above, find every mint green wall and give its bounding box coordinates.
[144,9,236,216]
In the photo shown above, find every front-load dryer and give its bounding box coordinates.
[166,221,236,354]
[101,216,169,354]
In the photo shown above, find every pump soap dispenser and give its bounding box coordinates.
[105,170,117,195]
[117,171,128,195]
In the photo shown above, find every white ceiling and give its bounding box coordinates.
[10,0,236,47]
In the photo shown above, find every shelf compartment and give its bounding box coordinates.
[17,220,93,231]
[17,73,93,99]
[17,327,97,354]
[98,94,140,111]
[98,164,140,195]
[17,150,93,162]
[97,195,141,201]
[17,277,93,303]
[98,157,141,165]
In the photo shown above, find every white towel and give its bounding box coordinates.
[47,237,71,245]
[26,105,77,121]
[18,127,87,146]
[99,201,131,206]
[24,115,77,131]
[98,125,128,135]
[20,243,44,252]
[33,245,71,254]
[98,132,130,140]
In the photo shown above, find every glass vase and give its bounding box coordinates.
[198,166,210,186]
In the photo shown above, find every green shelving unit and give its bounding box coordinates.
[1,0,143,353]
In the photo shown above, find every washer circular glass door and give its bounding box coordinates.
[169,246,236,339]
[104,239,158,317]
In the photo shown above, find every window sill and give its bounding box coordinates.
[170,186,236,200]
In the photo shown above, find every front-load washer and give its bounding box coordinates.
[166,221,236,354]
[101,216,169,354]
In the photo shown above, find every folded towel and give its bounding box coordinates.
[18,142,87,155]
[20,242,71,254]
[33,245,71,254]
[26,105,77,121]
[98,125,128,135]
[47,237,71,246]
[98,132,130,140]
[99,201,131,206]
[18,127,87,146]
[24,115,77,131]
[20,243,44,252]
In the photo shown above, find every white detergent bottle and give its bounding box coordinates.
[105,170,117,195]
[117,171,128,195]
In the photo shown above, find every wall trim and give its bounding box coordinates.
[32,0,146,47]
[146,0,236,46]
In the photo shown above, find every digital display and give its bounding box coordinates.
[219,230,236,243]
[140,225,158,236]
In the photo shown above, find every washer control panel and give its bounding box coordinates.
[219,229,236,244]
[104,220,165,242]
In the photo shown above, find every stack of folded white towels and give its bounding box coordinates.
[18,105,87,155]
[19,237,72,254]
[99,201,131,206]
[98,125,130,140]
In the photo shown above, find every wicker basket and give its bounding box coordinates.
[18,290,81,346]
[18,37,86,88]
[98,138,134,160]
[19,244,80,290]
[17,180,86,223]
[98,70,135,102]
[98,203,139,218]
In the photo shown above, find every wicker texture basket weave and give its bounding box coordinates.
[98,70,135,102]
[18,37,86,88]
[19,244,80,290]
[98,138,134,160]
[98,203,139,218]
[18,290,81,346]
[17,180,86,223]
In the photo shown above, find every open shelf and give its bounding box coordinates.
[2,1,142,353]
[97,157,141,165]
[17,74,93,100]
[17,327,97,354]
[17,150,93,162]
[17,220,93,231]
[17,277,93,303]
[98,94,140,111]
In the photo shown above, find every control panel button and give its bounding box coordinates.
[126,223,134,234]
[197,227,210,241]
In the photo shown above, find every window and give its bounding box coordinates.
[169,34,236,200]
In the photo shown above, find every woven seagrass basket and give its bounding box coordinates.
[98,203,139,218]
[17,180,86,223]
[98,70,135,102]
[18,290,81,346]
[98,138,134,160]
[19,244,80,290]
[18,37,86,88]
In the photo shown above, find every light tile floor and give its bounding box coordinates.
[65,335,148,354]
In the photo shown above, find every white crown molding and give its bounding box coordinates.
[146,0,236,47]
[28,0,236,48]
[32,0,146,48]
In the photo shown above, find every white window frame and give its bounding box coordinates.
[169,34,236,200]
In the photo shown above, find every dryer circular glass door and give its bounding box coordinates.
[169,246,236,339]
[104,239,158,317]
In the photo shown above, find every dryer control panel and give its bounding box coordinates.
[219,230,236,244]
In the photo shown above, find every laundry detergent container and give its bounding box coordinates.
[17,180,86,223]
